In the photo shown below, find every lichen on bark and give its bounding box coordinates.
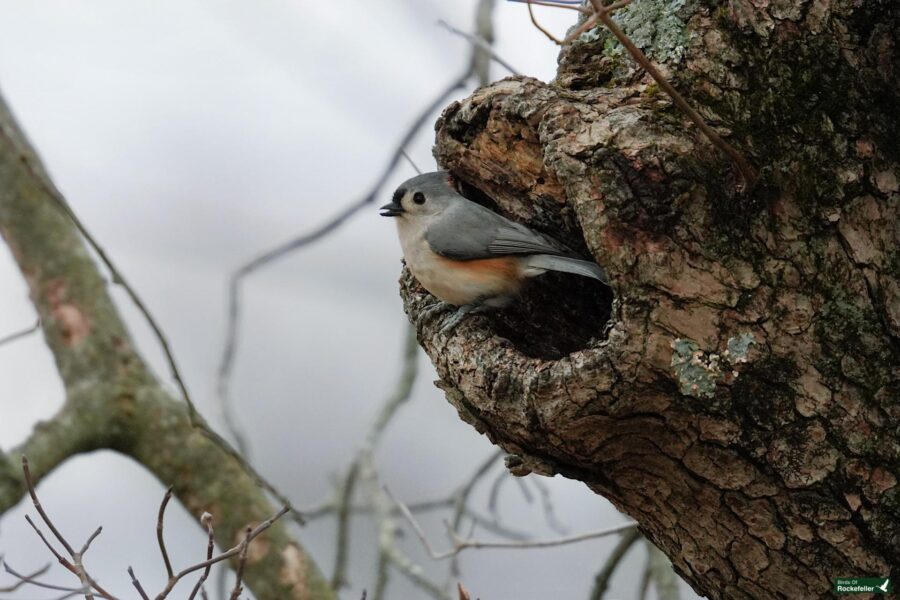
[398,1,900,597]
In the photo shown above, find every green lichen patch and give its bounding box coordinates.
[672,333,757,399]
[558,0,693,86]
[577,0,692,65]
[726,332,756,362]
[671,337,722,398]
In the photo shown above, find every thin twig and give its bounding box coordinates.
[214,74,472,528]
[470,0,497,87]
[1,108,310,534]
[589,527,641,600]
[0,318,40,348]
[24,515,72,573]
[304,494,529,540]
[487,470,508,519]
[513,476,534,504]
[73,526,102,600]
[187,512,216,600]
[43,194,201,425]
[458,583,472,600]
[527,0,563,44]
[646,541,680,600]
[388,487,637,559]
[2,561,87,594]
[446,521,637,553]
[637,551,652,600]
[154,505,289,600]
[548,0,635,45]
[342,323,450,599]
[78,527,103,556]
[21,458,113,600]
[0,560,50,593]
[156,487,175,580]
[513,0,756,187]
[364,461,450,600]
[128,567,150,600]
[530,478,568,535]
[605,0,637,11]
[330,460,361,589]
[437,20,520,76]
[448,450,503,578]
[561,13,598,44]
[228,527,253,600]
[371,550,389,600]
[215,73,470,449]
[586,0,757,187]
[507,0,590,12]
[22,457,76,557]
[331,326,419,589]
[400,149,423,175]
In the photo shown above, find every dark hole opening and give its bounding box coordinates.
[453,176,614,360]
[485,271,613,359]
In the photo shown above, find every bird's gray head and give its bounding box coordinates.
[379,171,459,219]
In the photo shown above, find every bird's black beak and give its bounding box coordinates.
[379,201,404,217]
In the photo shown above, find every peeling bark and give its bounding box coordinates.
[400,2,900,597]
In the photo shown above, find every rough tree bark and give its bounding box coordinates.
[401,2,899,598]
[0,94,335,599]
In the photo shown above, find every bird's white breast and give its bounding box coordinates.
[394,216,521,306]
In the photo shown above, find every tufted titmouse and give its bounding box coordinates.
[381,171,609,331]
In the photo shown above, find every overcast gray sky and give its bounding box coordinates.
[0,2,699,598]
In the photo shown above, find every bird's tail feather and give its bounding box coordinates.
[525,254,610,285]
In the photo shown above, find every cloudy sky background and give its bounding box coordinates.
[0,1,698,598]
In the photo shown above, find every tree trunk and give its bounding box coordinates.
[401,2,900,598]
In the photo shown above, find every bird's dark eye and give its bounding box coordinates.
[413,192,426,205]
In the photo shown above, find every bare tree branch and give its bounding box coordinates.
[331,325,419,590]
[646,542,680,600]
[447,450,503,578]
[187,512,216,600]
[227,527,253,600]
[2,560,88,595]
[215,72,471,454]
[526,1,564,44]
[0,89,334,600]
[128,567,150,600]
[78,528,103,557]
[21,457,112,600]
[213,0,504,481]
[0,560,50,593]
[304,494,530,541]
[387,486,638,560]
[438,20,520,77]
[0,318,40,348]
[154,505,290,600]
[588,527,641,600]
[362,460,450,600]
[156,487,175,580]
[5,465,289,600]
[21,457,76,558]
[529,478,569,535]
[507,0,590,12]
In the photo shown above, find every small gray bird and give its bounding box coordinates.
[380,171,609,331]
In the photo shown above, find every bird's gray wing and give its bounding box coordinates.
[425,201,568,260]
